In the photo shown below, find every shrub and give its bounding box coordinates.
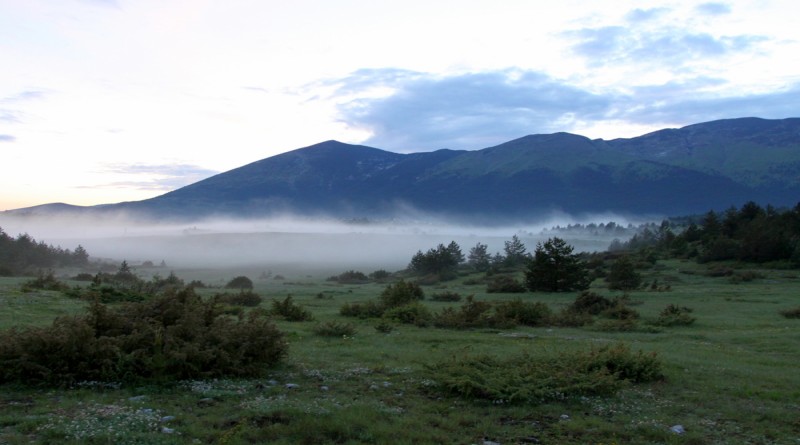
[430,291,462,302]
[340,300,385,318]
[329,270,369,284]
[313,321,356,337]
[217,290,263,307]
[494,299,552,327]
[568,291,613,315]
[73,273,95,281]
[374,321,394,333]
[655,304,695,326]
[270,295,314,321]
[369,269,391,281]
[551,309,594,327]
[225,276,254,291]
[424,343,662,404]
[602,302,640,320]
[380,280,424,308]
[0,288,288,385]
[486,275,527,293]
[606,256,642,291]
[383,302,432,327]
[432,296,495,329]
[779,306,800,319]
[21,270,69,292]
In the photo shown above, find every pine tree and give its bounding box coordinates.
[525,237,590,292]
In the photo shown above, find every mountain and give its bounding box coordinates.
[9,117,800,221]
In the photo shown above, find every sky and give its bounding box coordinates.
[1,0,798,211]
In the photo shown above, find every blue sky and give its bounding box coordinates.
[1,0,798,210]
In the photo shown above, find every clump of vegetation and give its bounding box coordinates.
[429,291,462,302]
[339,300,385,318]
[525,237,590,292]
[270,295,314,321]
[494,299,552,327]
[424,343,662,404]
[21,270,69,292]
[0,288,288,385]
[216,290,263,307]
[729,270,766,284]
[486,275,526,293]
[374,321,394,333]
[383,302,432,326]
[225,275,254,291]
[655,304,696,326]
[567,291,613,315]
[313,321,356,337]
[606,255,642,290]
[327,270,369,284]
[779,306,800,319]
[369,269,391,281]
[432,296,494,329]
[339,280,424,319]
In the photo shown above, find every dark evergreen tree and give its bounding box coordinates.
[467,242,491,271]
[606,255,642,291]
[524,237,590,292]
[503,235,528,266]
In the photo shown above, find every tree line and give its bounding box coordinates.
[0,227,89,276]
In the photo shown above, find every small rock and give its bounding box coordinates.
[161,427,175,434]
[128,395,146,402]
[369,384,379,391]
[160,415,176,423]
[559,414,570,420]
[267,379,279,386]
[519,437,540,444]
[483,439,501,445]
[670,424,685,434]
[197,398,215,406]
[285,383,299,389]
[138,408,154,415]
[382,381,392,387]
[319,385,329,391]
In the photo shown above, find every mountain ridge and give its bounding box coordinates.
[7,117,800,221]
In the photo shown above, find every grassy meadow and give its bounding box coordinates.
[1,258,799,444]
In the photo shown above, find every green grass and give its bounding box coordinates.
[1,259,800,444]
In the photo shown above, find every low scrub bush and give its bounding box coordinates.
[430,291,462,302]
[494,299,552,327]
[340,300,385,318]
[225,275,254,290]
[424,343,662,404]
[369,269,391,281]
[433,296,495,329]
[328,270,369,284]
[601,301,640,320]
[383,302,432,326]
[551,309,594,327]
[729,270,766,284]
[568,291,613,315]
[270,295,314,321]
[216,290,263,307]
[374,321,394,333]
[779,306,800,319]
[313,321,356,337]
[655,304,695,326]
[21,270,69,292]
[380,280,424,308]
[0,288,288,385]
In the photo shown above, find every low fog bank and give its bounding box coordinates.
[0,211,654,270]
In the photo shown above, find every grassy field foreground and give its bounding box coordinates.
[1,259,799,444]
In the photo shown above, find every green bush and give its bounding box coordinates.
[340,300,385,318]
[568,291,613,315]
[383,302,432,327]
[21,270,69,292]
[655,304,695,326]
[270,295,314,321]
[430,291,462,302]
[216,290,263,307]
[0,288,288,385]
[313,321,356,337]
[380,280,424,308]
[424,343,662,404]
[779,306,800,319]
[328,270,369,284]
[432,296,495,329]
[551,309,594,327]
[494,299,552,327]
[225,275,254,290]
